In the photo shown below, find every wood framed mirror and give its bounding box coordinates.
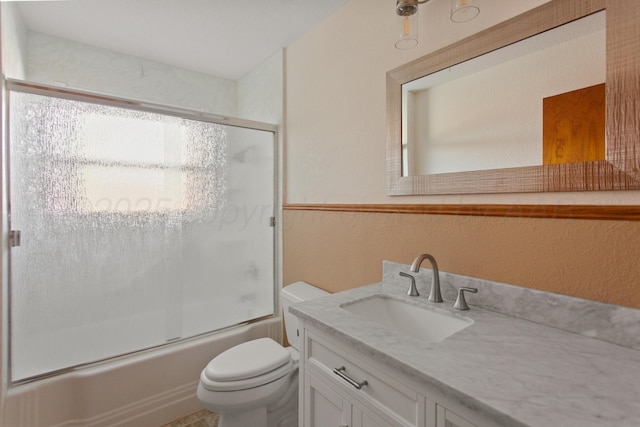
[387,0,640,195]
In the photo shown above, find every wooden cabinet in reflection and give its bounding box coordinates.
[543,83,605,165]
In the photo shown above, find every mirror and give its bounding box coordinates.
[402,12,605,176]
[387,0,640,195]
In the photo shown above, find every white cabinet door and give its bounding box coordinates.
[305,371,349,427]
[304,369,401,427]
[436,405,477,427]
[353,405,396,427]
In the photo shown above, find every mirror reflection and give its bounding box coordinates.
[401,11,605,177]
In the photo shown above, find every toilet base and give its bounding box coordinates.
[212,379,298,427]
[219,406,267,427]
[265,371,298,427]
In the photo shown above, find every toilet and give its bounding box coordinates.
[197,282,329,427]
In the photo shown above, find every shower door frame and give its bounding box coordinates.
[2,78,281,385]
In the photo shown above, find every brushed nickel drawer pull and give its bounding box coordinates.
[333,366,368,390]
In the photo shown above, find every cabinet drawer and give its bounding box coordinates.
[307,331,420,426]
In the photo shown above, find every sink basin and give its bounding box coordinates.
[341,295,473,343]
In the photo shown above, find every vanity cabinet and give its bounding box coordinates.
[298,324,487,427]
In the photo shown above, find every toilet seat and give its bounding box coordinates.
[200,338,294,392]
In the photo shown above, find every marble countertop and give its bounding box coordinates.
[289,281,640,427]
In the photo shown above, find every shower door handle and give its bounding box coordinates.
[9,230,21,247]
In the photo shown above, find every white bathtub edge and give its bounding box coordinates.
[3,317,282,427]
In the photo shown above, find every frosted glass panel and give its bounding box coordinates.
[8,90,275,381]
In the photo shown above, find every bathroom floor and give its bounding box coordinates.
[161,409,219,427]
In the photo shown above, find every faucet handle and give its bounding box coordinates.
[454,287,478,310]
[399,272,419,296]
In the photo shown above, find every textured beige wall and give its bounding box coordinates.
[283,0,640,308]
[283,210,640,309]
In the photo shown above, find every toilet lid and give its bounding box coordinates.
[204,337,291,382]
[200,358,294,391]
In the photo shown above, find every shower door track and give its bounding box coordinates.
[6,79,278,133]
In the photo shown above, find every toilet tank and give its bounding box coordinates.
[281,282,329,350]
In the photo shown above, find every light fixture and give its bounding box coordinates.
[450,0,480,23]
[395,0,428,50]
[394,0,480,49]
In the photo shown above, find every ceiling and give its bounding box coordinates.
[16,0,348,80]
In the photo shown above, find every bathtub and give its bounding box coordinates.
[2,317,282,427]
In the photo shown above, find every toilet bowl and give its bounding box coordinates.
[197,282,328,427]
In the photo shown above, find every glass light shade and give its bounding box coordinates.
[395,12,418,49]
[450,0,480,23]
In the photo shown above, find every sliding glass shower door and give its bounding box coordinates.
[7,83,276,382]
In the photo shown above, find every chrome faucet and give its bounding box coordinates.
[409,254,443,303]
